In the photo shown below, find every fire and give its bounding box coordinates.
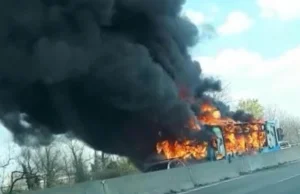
[258,130,266,147]
[246,123,266,151]
[198,103,235,126]
[156,140,208,160]
[197,103,222,125]
[186,116,201,130]
[156,102,267,160]
[236,134,246,154]
[223,125,237,155]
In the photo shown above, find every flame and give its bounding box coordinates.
[197,103,222,125]
[156,140,208,160]
[156,102,267,160]
[242,123,266,152]
[186,116,201,130]
[198,103,235,126]
[258,130,266,147]
[224,131,236,154]
[236,134,246,154]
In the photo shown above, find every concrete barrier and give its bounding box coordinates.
[240,152,278,173]
[24,146,300,194]
[189,159,240,185]
[103,166,195,194]
[275,146,300,163]
[240,146,300,173]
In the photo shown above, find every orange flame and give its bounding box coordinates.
[156,102,267,160]
[156,140,208,160]
[186,116,201,130]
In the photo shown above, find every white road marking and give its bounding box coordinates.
[275,173,300,184]
[178,160,300,194]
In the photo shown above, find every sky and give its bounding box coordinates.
[1,0,300,171]
[183,0,300,116]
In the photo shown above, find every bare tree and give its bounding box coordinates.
[91,151,111,172]
[264,105,300,143]
[4,143,65,193]
[64,140,91,183]
[33,144,63,188]
[18,148,40,191]
[281,115,300,143]
[1,148,40,194]
[0,158,12,170]
[0,144,15,169]
[0,145,14,194]
[6,171,33,194]
[264,104,281,120]
[62,155,73,184]
[6,171,26,194]
[90,151,113,180]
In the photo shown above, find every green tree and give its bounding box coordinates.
[237,99,264,119]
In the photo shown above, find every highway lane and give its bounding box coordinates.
[181,161,300,194]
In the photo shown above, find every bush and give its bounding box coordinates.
[91,158,140,180]
[92,169,123,180]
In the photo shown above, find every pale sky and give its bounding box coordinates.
[183,0,300,117]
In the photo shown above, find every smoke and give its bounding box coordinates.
[229,110,254,122]
[0,0,224,167]
[0,0,254,167]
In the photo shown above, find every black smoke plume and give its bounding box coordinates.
[229,110,254,122]
[0,0,249,167]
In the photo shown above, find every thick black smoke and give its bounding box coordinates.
[206,97,255,122]
[0,0,223,167]
[191,95,254,123]
[229,110,254,122]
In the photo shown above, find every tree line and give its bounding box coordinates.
[237,99,300,143]
[0,137,138,194]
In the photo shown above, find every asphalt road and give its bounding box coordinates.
[181,161,300,194]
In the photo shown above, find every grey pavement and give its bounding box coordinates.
[182,161,300,194]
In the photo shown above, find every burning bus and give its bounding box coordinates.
[204,120,281,162]
[153,103,281,171]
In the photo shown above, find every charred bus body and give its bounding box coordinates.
[144,120,281,172]
[204,120,281,161]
